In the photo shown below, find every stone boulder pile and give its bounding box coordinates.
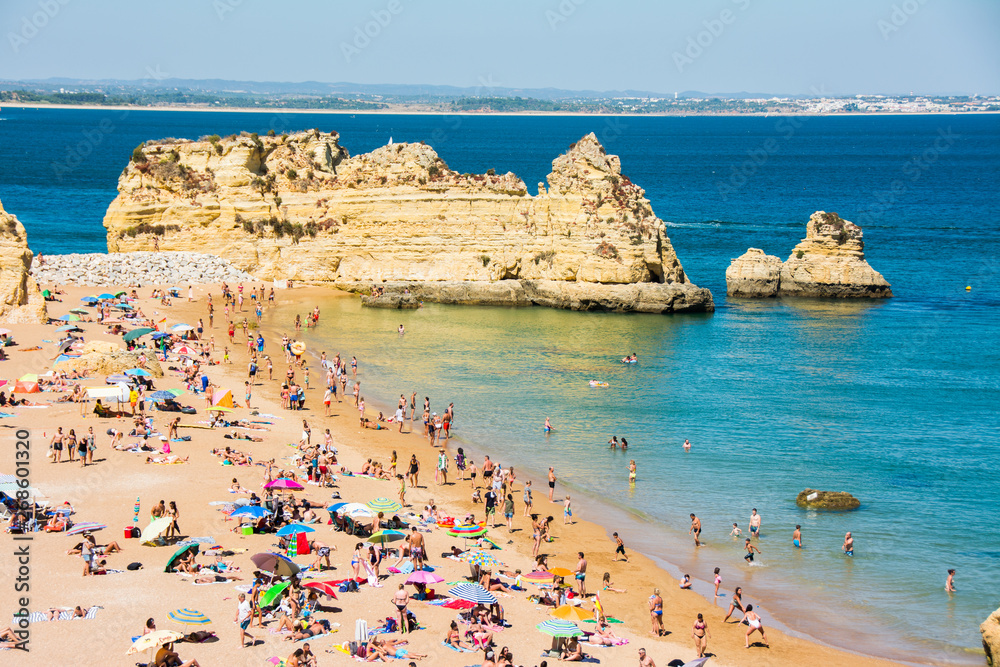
[795,489,861,510]
[32,252,255,286]
[53,341,164,377]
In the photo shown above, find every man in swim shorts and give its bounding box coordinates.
[843,531,853,556]
[749,508,761,538]
[744,538,762,563]
[792,525,802,548]
[612,532,628,562]
[689,514,702,547]
[574,552,588,596]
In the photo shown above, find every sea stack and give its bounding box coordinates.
[983,606,1000,667]
[0,199,48,324]
[102,131,713,314]
[727,211,892,298]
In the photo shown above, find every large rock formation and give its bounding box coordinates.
[103,131,712,313]
[983,606,1000,667]
[725,248,782,297]
[795,489,861,510]
[54,341,164,377]
[0,199,47,324]
[726,212,892,299]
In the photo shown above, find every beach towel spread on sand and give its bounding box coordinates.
[13,606,102,624]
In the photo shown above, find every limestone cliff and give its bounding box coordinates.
[726,212,891,299]
[725,248,782,297]
[103,131,712,313]
[983,606,1000,667]
[0,199,47,324]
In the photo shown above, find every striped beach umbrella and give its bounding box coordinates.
[366,497,402,513]
[367,529,406,546]
[447,523,487,539]
[168,608,211,625]
[522,570,556,584]
[447,583,497,605]
[66,522,106,536]
[536,619,583,637]
[461,550,504,570]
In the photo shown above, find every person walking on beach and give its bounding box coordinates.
[612,532,628,562]
[744,538,762,563]
[436,448,448,486]
[649,588,664,636]
[713,567,722,599]
[482,456,495,489]
[749,508,761,539]
[484,487,498,527]
[638,647,656,666]
[574,552,588,597]
[723,586,745,623]
[743,604,769,648]
[692,613,711,658]
[236,593,254,648]
[793,525,803,548]
[408,527,425,571]
[503,493,515,531]
[946,569,957,592]
[842,532,854,556]
[563,495,572,524]
[407,455,419,489]
[547,467,556,502]
[689,514,702,547]
[522,480,533,516]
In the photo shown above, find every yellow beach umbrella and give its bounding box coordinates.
[126,629,183,655]
[552,604,593,622]
[140,517,174,544]
[549,567,574,578]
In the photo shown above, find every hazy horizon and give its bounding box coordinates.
[2,0,998,96]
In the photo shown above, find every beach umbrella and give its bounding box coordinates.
[447,524,487,539]
[367,529,406,546]
[230,505,267,520]
[461,550,504,570]
[208,405,234,413]
[548,567,574,578]
[326,502,348,513]
[251,552,300,577]
[149,390,178,402]
[172,345,198,356]
[366,497,402,514]
[276,523,315,537]
[171,324,194,332]
[265,478,304,491]
[536,619,583,638]
[41,289,51,298]
[58,314,81,321]
[552,605,593,622]
[126,630,184,656]
[302,581,339,599]
[210,389,234,407]
[259,581,291,608]
[151,332,172,340]
[140,517,174,544]
[55,325,83,333]
[114,291,127,298]
[106,374,133,384]
[342,503,374,518]
[13,376,39,393]
[123,328,155,342]
[98,293,115,300]
[168,609,211,625]
[125,368,151,377]
[522,570,556,584]
[164,544,199,572]
[447,583,497,605]
[66,522,106,536]
[0,328,11,337]
[113,303,134,311]
[80,297,99,304]
[406,570,444,585]
[69,308,90,315]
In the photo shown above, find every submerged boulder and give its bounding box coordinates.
[795,489,861,510]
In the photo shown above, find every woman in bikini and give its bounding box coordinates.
[351,543,363,579]
[392,584,409,634]
[649,588,664,636]
[692,613,711,657]
[531,514,543,558]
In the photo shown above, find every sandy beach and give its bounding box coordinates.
[0,282,906,667]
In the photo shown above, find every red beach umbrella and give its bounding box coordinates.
[302,581,339,599]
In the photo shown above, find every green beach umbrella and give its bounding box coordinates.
[123,327,155,342]
[114,291,127,298]
[367,529,406,546]
[69,308,90,315]
[259,581,290,608]
[41,289,51,298]
[164,544,199,572]
[58,314,81,322]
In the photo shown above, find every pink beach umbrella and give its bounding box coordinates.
[265,478,304,491]
[406,570,444,585]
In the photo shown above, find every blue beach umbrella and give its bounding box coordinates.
[151,332,172,339]
[98,293,115,300]
[80,297,99,304]
[125,368,151,377]
[276,523,315,537]
[327,502,348,513]
[230,506,267,519]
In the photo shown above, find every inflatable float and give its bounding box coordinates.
[589,380,610,388]
[290,341,306,356]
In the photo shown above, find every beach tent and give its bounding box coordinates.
[210,389,233,408]
[13,374,39,393]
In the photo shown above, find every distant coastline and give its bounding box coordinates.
[3,101,999,117]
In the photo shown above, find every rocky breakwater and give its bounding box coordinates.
[0,198,47,324]
[32,252,255,286]
[726,211,892,298]
[103,130,713,313]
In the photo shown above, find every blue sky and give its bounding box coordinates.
[2,0,997,95]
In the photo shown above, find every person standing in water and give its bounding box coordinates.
[842,532,854,557]
[689,514,702,547]
[749,509,761,539]
[628,460,637,484]
[792,525,803,548]
[608,436,618,449]
[683,439,691,451]
[945,569,956,592]
[544,417,552,433]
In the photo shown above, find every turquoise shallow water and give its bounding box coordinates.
[1,108,998,663]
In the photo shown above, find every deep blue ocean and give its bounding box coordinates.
[1,107,998,664]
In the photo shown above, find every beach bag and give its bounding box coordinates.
[406,611,417,632]
[385,617,397,633]
[127,562,143,570]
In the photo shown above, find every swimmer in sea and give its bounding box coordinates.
[620,437,628,450]
[743,538,762,563]
[792,525,802,548]
[608,436,618,449]
[544,417,552,433]
[730,523,742,538]
[628,460,636,484]
[842,531,854,557]
[683,439,691,451]
[946,568,956,592]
